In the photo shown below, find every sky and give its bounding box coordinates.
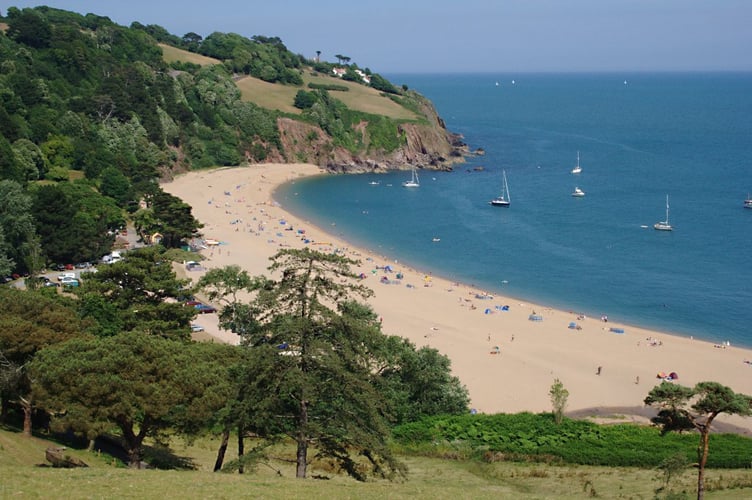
[4,0,751,73]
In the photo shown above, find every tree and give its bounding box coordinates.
[0,180,37,274]
[201,250,406,480]
[375,336,469,424]
[75,246,195,340]
[30,333,241,467]
[141,189,203,248]
[549,378,569,425]
[0,288,85,436]
[293,90,316,110]
[644,381,752,500]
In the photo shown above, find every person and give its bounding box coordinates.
[635,376,640,384]
[596,366,602,375]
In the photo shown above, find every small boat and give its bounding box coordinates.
[745,194,752,208]
[402,166,420,188]
[432,237,441,242]
[571,151,582,174]
[368,180,380,185]
[571,187,585,197]
[489,170,511,207]
[654,194,673,231]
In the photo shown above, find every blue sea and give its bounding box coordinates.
[275,73,752,347]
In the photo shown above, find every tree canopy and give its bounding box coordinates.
[30,333,241,467]
[195,250,468,480]
[645,381,752,499]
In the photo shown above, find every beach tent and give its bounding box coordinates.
[609,327,625,334]
[568,322,577,329]
[484,308,492,315]
[669,372,679,380]
[657,372,667,379]
[528,314,543,322]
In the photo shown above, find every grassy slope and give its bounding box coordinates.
[159,44,416,119]
[158,43,221,67]
[2,428,751,499]
[235,71,418,120]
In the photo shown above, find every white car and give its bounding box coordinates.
[190,324,205,332]
[57,272,76,281]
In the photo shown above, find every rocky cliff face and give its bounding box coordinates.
[268,94,468,174]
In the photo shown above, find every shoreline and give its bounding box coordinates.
[163,164,752,434]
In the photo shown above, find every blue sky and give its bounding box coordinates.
[5,1,751,73]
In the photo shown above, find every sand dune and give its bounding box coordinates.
[163,164,752,433]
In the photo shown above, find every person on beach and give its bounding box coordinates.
[597,366,602,375]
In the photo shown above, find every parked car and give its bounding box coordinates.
[60,277,80,288]
[190,323,205,332]
[57,272,76,281]
[194,303,217,314]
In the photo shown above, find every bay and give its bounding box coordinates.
[275,72,752,347]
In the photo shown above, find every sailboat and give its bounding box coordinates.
[654,195,673,231]
[571,187,585,197]
[402,166,420,188]
[571,151,582,174]
[489,170,511,207]
[744,194,752,208]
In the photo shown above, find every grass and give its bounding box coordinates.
[235,71,418,120]
[2,427,751,499]
[158,43,417,119]
[158,43,221,67]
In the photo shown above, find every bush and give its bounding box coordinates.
[392,413,752,468]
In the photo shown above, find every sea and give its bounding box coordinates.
[274,72,752,348]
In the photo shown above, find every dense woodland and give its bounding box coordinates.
[0,6,414,277]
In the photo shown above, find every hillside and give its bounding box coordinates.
[158,43,220,67]
[5,428,750,498]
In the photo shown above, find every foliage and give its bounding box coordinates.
[28,183,119,265]
[307,82,349,92]
[134,188,202,248]
[645,381,752,499]
[0,287,86,435]
[549,379,569,425]
[392,412,752,469]
[196,251,408,481]
[75,246,194,340]
[30,332,241,467]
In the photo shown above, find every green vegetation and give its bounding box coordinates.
[646,381,752,499]
[0,6,433,274]
[2,428,752,498]
[392,413,752,469]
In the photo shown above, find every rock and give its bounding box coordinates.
[45,447,88,468]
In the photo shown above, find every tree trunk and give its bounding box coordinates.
[296,399,309,478]
[237,423,245,474]
[697,428,711,500]
[120,421,145,469]
[213,428,230,472]
[20,395,32,438]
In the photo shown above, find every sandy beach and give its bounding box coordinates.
[163,164,752,433]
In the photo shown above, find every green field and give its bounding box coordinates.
[3,428,751,499]
[159,44,418,119]
[235,72,419,120]
[158,43,221,67]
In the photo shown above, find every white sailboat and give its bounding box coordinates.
[489,170,511,207]
[571,151,582,174]
[402,166,420,188]
[744,193,752,208]
[571,187,585,197]
[654,195,673,231]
